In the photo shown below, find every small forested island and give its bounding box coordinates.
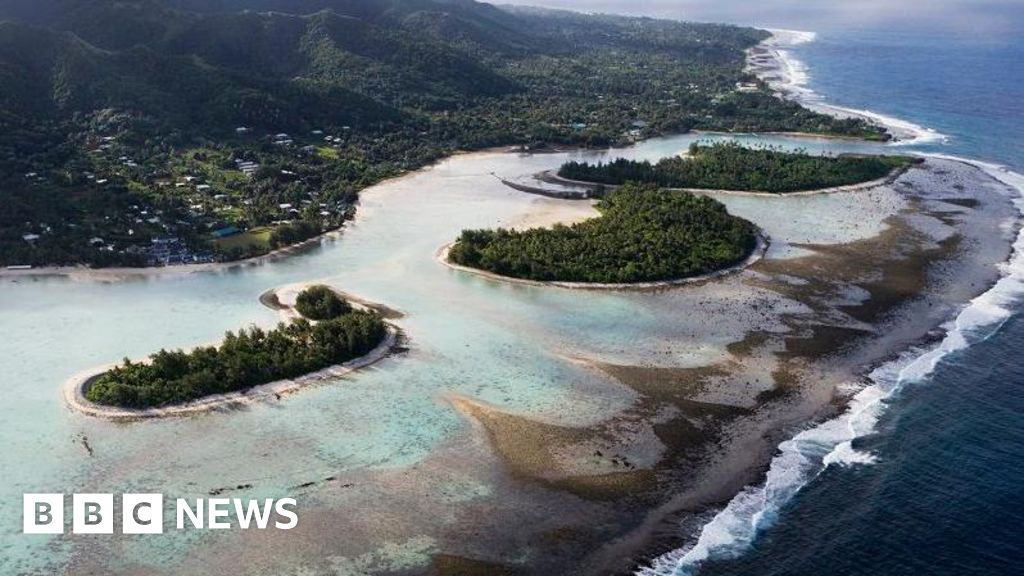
[448,183,757,284]
[85,286,387,408]
[0,0,886,269]
[558,143,918,194]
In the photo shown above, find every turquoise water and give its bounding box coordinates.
[648,26,1024,576]
[0,132,900,573]
[5,23,1022,573]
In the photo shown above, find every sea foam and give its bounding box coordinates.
[638,156,1024,576]
[755,29,948,147]
[637,33,1024,576]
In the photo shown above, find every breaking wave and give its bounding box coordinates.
[637,29,1024,575]
[637,156,1024,576]
[755,29,948,146]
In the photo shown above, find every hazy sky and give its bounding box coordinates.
[504,0,1024,36]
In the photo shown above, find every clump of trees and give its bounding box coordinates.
[448,183,756,283]
[559,143,916,193]
[294,285,352,320]
[87,310,387,408]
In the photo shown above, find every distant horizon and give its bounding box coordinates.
[502,0,1024,37]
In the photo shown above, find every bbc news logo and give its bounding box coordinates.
[23,494,298,534]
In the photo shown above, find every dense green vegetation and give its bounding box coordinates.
[558,143,918,194]
[448,183,757,283]
[86,307,387,408]
[295,285,352,320]
[0,0,886,267]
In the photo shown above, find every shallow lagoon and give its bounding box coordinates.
[0,133,898,573]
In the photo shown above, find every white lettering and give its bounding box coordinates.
[274,498,298,530]
[207,498,231,529]
[233,498,274,529]
[176,498,203,529]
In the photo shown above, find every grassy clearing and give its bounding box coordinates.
[212,227,272,251]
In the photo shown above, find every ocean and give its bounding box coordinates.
[641,25,1024,576]
[1,16,1022,576]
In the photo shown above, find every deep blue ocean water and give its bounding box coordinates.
[693,27,1024,576]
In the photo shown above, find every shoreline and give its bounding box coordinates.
[0,115,917,283]
[0,228,346,281]
[691,128,884,143]
[535,163,914,198]
[62,285,401,421]
[627,29,1024,576]
[0,147,521,282]
[747,29,947,146]
[435,232,769,291]
[62,327,396,421]
[260,282,406,321]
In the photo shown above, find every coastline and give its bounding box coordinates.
[746,29,947,146]
[62,285,401,421]
[260,282,406,320]
[0,228,345,282]
[0,147,521,282]
[5,11,1023,576]
[628,29,1024,576]
[535,163,915,198]
[436,232,769,291]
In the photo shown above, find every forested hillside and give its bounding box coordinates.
[0,0,886,267]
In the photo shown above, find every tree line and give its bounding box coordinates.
[559,143,916,193]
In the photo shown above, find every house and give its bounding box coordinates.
[236,127,250,134]
[88,237,105,247]
[237,161,260,176]
[22,234,40,242]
